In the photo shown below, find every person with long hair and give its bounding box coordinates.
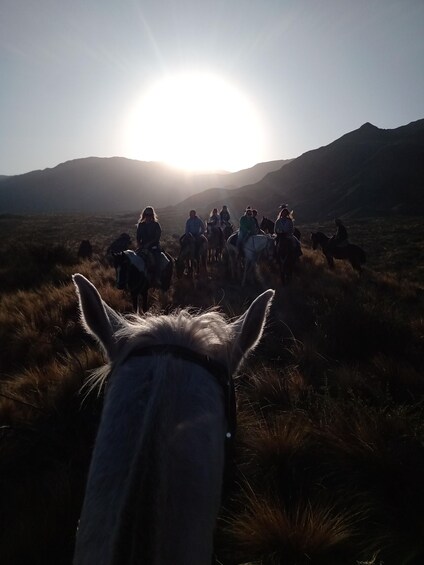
[275,207,294,239]
[329,218,349,250]
[219,205,231,226]
[208,207,221,228]
[136,206,162,283]
[275,206,295,262]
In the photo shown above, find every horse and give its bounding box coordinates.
[221,222,234,241]
[260,217,302,242]
[206,223,224,263]
[113,249,173,312]
[176,233,208,278]
[78,240,93,259]
[260,216,275,234]
[226,232,275,286]
[106,233,132,264]
[72,273,274,565]
[275,236,301,284]
[311,231,366,271]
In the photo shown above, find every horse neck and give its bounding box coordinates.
[74,355,226,565]
[179,242,194,259]
[318,232,330,246]
[128,262,146,289]
[244,235,267,260]
[265,219,275,233]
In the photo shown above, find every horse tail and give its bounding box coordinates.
[359,247,366,264]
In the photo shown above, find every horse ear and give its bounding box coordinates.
[228,289,274,373]
[72,273,124,360]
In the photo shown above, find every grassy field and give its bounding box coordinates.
[0,212,423,565]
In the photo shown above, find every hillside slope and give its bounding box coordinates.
[175,119,424,222]
[0,158,289,213]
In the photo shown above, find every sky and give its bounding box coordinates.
[1,0,423,176]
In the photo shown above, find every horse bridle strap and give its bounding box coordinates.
[128,344,237,446]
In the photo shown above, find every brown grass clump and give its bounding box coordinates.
[222,491,365,565]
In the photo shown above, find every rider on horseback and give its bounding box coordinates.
[276,205,302,257]
[136,206,162,285]
[329,218,349,250]
[275,207,295,257]
[219,205,231,227]
[252,209,261,234]
[185,209,206,258]
[208,208,221,230]
[238,206,256,256]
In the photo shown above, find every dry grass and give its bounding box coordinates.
[0,213,423,564]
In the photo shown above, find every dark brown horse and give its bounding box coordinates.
[311,232,366,271]
[275,236,302,284]
[113,250,173,312]
[222,222,233,241]
[206,224,224,262]
[176,234,208,278]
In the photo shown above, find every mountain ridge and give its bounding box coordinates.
[0,157,290,213]
[0,119,423,221]
[177,118,423,222]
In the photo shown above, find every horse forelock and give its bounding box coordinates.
[84,308,234,394]
[120,309,232,359]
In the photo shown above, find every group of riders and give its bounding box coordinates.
[134,203,350,283]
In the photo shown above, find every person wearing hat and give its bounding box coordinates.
[136,205,162,284]
[238,206,256,255]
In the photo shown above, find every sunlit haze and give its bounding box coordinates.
[1,1,423,175]
[123,72,265,171]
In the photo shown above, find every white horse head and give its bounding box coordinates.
[72,274,274,565]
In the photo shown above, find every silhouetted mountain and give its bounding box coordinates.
[2,119,423,219]
[174,119,424,222]
[0,157,289,214]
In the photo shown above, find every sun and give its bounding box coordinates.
[123,72,265,172]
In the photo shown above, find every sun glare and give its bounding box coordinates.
[123,72,265,172]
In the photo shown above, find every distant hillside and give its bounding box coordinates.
[175,119,424,223]
[0,158,289,214]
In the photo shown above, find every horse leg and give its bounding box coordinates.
[350,258,362,272]
[201,252,207,276]
[279,257,287,284]
[134,291,147,313]
[325,253,335,269]
[241,260,250,286]
[132,292,139,313]
[241,265,247,286]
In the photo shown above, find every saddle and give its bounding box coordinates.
[125,250,147,274]
[135,249,170,283]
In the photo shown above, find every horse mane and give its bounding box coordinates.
[85,308,235,394]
